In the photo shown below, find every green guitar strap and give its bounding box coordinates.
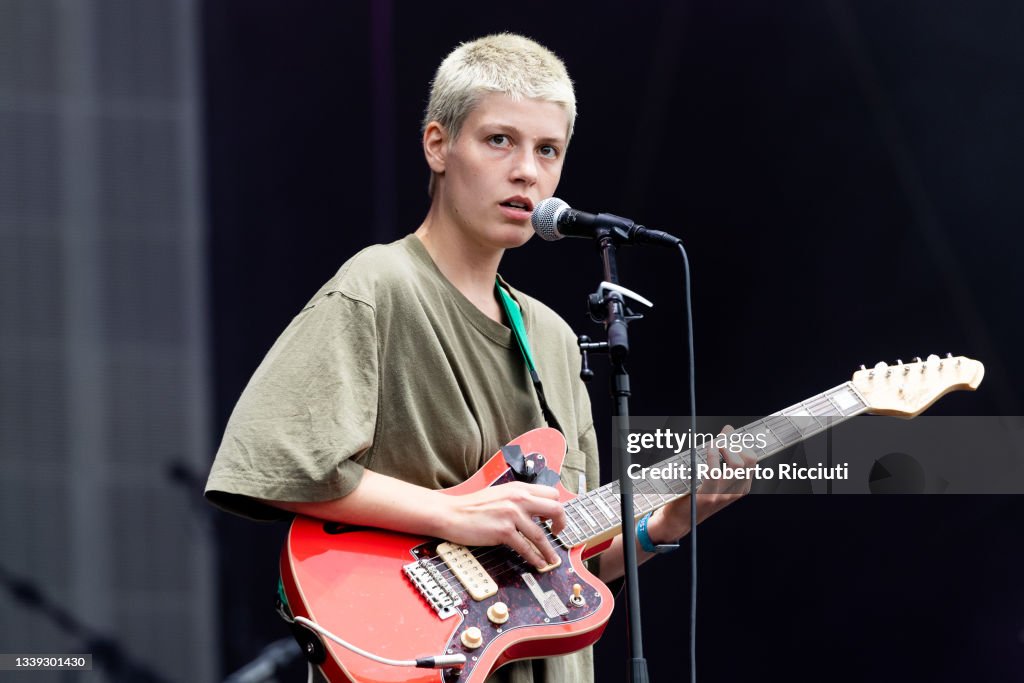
[496,279,563,433]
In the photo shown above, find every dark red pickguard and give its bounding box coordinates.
[409,469,603,678]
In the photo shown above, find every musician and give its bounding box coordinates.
[206,33,756,683]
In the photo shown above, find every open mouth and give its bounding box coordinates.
[500,198,533,212]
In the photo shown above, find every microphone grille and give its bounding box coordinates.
[531,197,569,241]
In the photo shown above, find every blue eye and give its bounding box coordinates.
[538,145,559,159]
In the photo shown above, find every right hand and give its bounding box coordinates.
[435,482,567,570]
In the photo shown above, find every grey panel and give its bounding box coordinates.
[95,0,182,101]
[104,348,187,467]
[0,109,62,223]
[0,0,59,96]
[97,116,184,232]
[109,484,195,592]
[0,0,215,680]
[0,477,76,683]
[0,232,65,339]
[0,342,66,461]
[98,236,185,345]
[114,598,203,680]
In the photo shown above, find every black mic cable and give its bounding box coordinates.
[678,239,698,683]
[533,198,700,683]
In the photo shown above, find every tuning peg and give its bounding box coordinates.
[874,361,888,379]
[912,356,922,363]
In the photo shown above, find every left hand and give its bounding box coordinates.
[646,425,757,545]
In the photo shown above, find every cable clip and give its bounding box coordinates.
[587,281,653,323]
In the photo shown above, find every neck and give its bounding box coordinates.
[558,381,870,553]
[415,208,505,322]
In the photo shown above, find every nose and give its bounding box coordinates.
[510,147,538,186]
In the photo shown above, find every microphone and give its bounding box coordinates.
[531,197,681,247]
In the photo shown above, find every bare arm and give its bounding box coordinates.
[267,426,753,583]
[264,469,568,570]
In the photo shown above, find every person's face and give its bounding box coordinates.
[426,92,569,252]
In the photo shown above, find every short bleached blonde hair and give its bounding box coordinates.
[423,33,577,195]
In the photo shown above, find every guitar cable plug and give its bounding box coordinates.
[415,655,469,669]
[292,616,467,670]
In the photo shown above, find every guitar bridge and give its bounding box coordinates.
[403,559,462,619]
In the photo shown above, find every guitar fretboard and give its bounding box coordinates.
[556,382,868,548]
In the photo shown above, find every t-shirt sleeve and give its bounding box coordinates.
[205,291,378,520]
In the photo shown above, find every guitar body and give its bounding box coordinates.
[281,428,615,683]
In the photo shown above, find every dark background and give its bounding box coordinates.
[203,2,1024,681]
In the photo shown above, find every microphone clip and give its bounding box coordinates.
[586,281,654,324]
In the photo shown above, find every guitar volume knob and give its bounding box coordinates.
[461,626,483,649]
[487,602,509,625]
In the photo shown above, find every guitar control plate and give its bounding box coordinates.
[521,572,569,618]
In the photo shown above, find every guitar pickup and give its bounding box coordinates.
[436,542,498,601]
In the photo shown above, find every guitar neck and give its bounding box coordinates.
[556,382,869,550]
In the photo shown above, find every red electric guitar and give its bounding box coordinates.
[280,355,983,682]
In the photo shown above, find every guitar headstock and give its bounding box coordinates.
[852,354,984,417]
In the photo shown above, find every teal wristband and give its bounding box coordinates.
[637,511,679,554]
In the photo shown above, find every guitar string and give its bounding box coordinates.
[418,493,633,582]
[423,468,801,588]
[416,486,683,588]
[418,419,800,587]
[417,527,569,586]
[417,476,735,597]
[418,489,687,589]
[415,518,601,588]
[421,543,579,594]
[413,497,615,584]
[418,444,718,585]
[414,387,864,589]
[417,451,714,586]
[420,479,794,591]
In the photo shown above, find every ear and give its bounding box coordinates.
[422,121,449,175]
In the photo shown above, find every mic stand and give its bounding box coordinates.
[579,229,651,683]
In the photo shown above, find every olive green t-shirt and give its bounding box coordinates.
[206,234,601,682]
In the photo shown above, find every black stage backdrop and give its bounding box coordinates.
[203,2,1024,681]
